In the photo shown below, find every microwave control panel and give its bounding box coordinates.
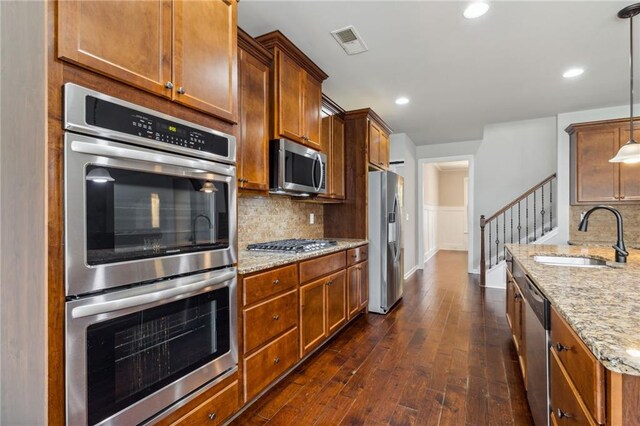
[84,95,229,157]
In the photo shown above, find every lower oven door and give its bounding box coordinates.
[65,267,238,426]
[65,132,237,296]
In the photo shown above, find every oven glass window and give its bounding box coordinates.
[85,165,229,265]
[86,287,230,425]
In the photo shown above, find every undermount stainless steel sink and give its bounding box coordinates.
[533,255,609,268]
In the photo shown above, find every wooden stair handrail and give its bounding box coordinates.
[484,173,556,223]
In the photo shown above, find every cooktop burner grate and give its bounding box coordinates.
[247,239,337,253]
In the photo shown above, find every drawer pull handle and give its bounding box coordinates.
[208,412,217,421]
[556,342,569,352]
[273,279,280,285]
[273,314,279,320]
[556,408,572,419]
[274,356,281,364]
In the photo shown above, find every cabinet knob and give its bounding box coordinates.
[327,280,333,286]
[177,86,186,95]
[620,195,626,199]
[273,314,279,320]
[556,342,569,352]
[556,408,571,419]
[273,279,280,285]
[164,81,174,89]
[208,412,217,421]
[274,356,281,364]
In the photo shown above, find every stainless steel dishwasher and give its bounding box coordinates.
[513,260,550,426]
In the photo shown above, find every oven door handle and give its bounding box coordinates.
[71,269,236,319]
[70,139,235,177]
[312,153,323,192]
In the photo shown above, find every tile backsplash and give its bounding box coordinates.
[238,195,324,249]
[569,205,640,246]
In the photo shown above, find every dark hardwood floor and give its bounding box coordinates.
[232,250,534,425]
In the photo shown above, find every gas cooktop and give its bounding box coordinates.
[247,239,337,253]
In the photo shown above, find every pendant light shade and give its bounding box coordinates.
[86,167,115,183]
[611,3,640,163]
[610,140,640,163]
[200,181,217,193]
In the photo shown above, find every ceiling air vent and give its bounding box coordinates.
[331,25,368,55]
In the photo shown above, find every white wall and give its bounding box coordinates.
[472,117,557,270]
[1,1,48,424]
[422,164,439,261]
[416,139,482,158]
[389,133,419,278]
[554,103,640,245]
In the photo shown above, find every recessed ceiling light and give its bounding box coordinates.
[464,2,490,19]
[563,68,585,78]
[395,97,409,105]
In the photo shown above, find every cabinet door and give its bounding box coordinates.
[276,52,304,142]
[514,288,526,381]
[58,0,172,97]
[368,121,381,167]
[326,270,346,335]
[358,261,369,310]
[506,277,515,333]
[574,128,620,203]
[618,128,640,201]
[303,75,322,150]
[173,0,238,122]
[300,278,327,356]
[379,131,390,169]
[238,47,269,191]
[331,116,346,199]
[346,265,360,320]
[319,112,333,198]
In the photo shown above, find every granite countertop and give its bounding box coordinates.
[506,243,640,376]
[568,240,640,250]
[238,239,368,275]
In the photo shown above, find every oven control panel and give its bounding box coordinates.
[84,95,230,158]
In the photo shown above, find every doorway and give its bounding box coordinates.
[418,156,475,274]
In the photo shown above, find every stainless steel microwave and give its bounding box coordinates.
[269,139,327,196]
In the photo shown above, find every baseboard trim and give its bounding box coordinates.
[404,265,418,280]
[424,248,439,264]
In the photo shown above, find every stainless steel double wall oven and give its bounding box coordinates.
[63,84,238,426]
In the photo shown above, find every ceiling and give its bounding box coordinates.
[238,1,634,145]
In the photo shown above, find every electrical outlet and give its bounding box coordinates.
[310,213,315,224]
[406,213,410,221]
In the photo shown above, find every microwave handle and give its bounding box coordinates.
[71,269,236,319]
[312,153,324,192]
[70,139,235,177]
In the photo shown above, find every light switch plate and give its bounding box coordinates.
[310,213,315,224]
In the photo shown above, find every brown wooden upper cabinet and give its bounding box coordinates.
[58,0,238,123]
[567,118,640,204]
[237,29,272,192]
[319,95,346,200]
[255,31,328,151]
[344,108,392,171]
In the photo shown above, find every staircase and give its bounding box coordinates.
[480,173,557,287]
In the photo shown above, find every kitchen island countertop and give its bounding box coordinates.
[506,243,640,375]
[238,239,368,275]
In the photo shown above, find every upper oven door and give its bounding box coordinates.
[65,133,237,296]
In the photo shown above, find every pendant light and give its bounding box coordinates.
[611,3,640,164]
[200,181,217,193]
[86,167,115,183]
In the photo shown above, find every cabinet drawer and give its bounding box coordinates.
[167,381,239,426]
[300,251,346,283]
[550,307,605,424]
[243,264,298,306]
[243,327,299,402]
[347,245,368,266]
[550,350,598,426]
[243,290,298,354]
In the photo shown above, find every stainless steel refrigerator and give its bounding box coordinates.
[368,170,404,314]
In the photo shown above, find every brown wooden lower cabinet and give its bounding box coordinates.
[243,327,299,402]
[347,260,368,320]
[300,276,328,356]
[153,375,239,426]
[550,349,598,426]
[239,245,368,408]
